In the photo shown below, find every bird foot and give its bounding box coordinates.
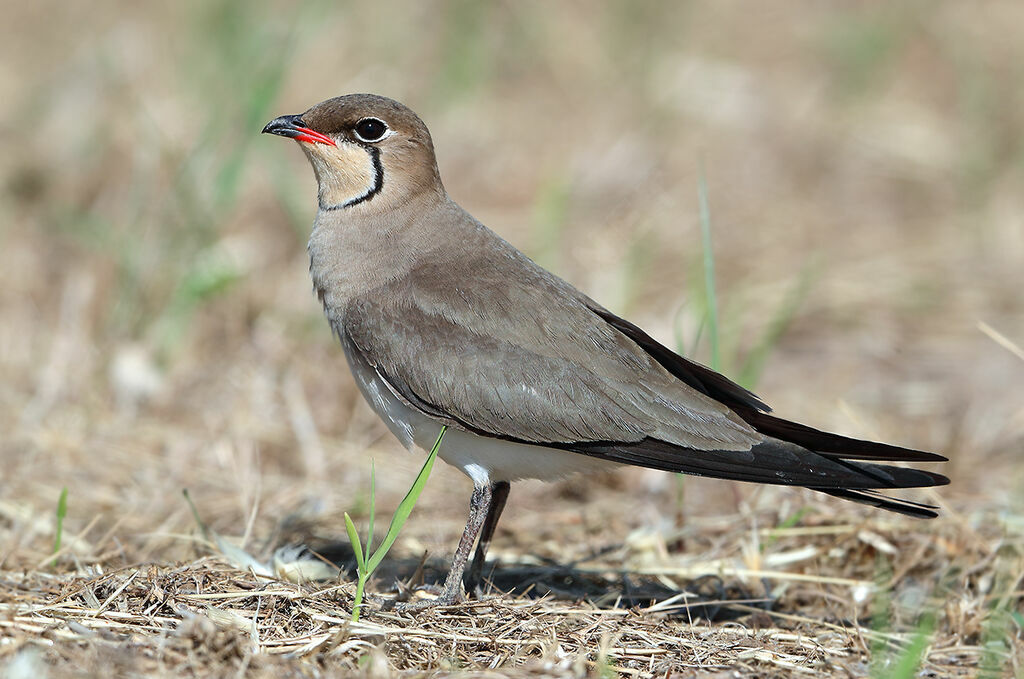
[379,584,465,612]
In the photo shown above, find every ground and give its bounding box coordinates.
[1,2,1022,677]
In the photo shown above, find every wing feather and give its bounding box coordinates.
[342,268,761,450]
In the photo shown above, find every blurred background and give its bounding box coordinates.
[1,0,1022,575]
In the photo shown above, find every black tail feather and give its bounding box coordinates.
[594,304,947,464]
[817,489,940,519]
[739,411,946,463]
[590,304,949,517]
[569,438,948,489]
[566,437,948,518]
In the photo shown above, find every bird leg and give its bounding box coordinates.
[434,482,493,603]
[397,481,494,609]
[465,480,509,594]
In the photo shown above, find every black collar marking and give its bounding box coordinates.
[320,145,384,211]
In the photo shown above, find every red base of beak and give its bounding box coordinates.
[292,126,336,146]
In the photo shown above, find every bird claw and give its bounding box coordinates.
[377,584,465,612]
[391,596,456,612]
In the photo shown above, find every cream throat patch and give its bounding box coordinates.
[304,141,382,210]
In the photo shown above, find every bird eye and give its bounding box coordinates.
[354,118,388,142]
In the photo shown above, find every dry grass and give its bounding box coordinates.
[1,510,1019,677]
[2,1,1023,677]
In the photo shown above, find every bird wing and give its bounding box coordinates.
[341,256,762,451]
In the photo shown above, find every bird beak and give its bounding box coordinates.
[262,114,336,146]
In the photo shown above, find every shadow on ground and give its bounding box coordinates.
[304,539,772,622]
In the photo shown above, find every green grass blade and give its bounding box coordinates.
[883,615,934,679]
[697,161,720,371]
[688,316,706,359]
[182,488,210,541]
[869,558,894,667]
[737,263,815,389]
[761,507,811,552]
[980,600,1017,677]
[366,426,446,573]
[344,512,366,572]
[367,461,376,562]
[530,173,571,271]
[51,487,68,567]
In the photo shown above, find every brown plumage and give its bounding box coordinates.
[263,94,949,607]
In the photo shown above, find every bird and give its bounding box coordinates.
[262,94,949,607]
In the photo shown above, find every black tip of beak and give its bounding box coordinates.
[262,114,304,137]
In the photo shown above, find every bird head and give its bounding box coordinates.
[263,94,442,211]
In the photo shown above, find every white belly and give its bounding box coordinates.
[341,338,619,485]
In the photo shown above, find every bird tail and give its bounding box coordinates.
[588,305,948,517]
[816,489,942,518]
[567,437,949,518]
